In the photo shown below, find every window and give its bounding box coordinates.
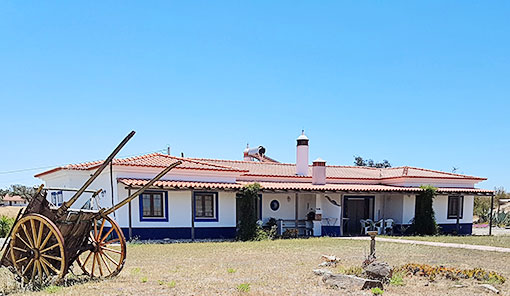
[194,192,218,221]
[51,191,63,206]
[139,191,168,221]
[270,200,280,211]
[447,196,464,219]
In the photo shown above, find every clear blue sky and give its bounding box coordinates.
[1,1,509,190]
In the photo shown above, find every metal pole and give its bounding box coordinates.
[191,194,195,241]
[295,193,299,236]
[456,196,461,235]
[489,194,494,236]
[110,161,116,219]
[128,187,132,241]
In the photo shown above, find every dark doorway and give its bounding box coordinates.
[343,196,374,235]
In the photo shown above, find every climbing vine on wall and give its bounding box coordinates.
[237,183,261,241]
[410,185,438,235]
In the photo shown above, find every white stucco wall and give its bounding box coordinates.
[433,195,473,224]
[261,193,296,223]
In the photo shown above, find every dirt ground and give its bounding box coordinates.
[1,237,508,295]
[0,206,24,219]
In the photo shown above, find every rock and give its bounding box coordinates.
[479,284,500,294]
[313,269,332,276]
[318,261,332,267]
[453,284,466,288]
[321,255,340,262]
[322,273,383,290]
[363,261,393,281]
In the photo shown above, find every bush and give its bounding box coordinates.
[237,183,261,241]
[0,215,15,237]
[410,185,438,235]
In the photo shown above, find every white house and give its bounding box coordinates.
[35,132,492,240]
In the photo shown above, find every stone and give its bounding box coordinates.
[363,261,393,281]
[318,261,332,267]
[322,273,383,290]
[321,255,340,262]
[479,284,500,294]
[313,269,332,276]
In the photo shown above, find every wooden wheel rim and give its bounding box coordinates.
[10,214,66,284]
[76,215,126,278]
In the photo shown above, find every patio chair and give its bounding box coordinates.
[374,219,384,234]
[384,218,395,235]
[360,219,373,235]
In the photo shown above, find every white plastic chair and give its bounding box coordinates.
[384,219,394,235]
[374,219,384,234]
[360,219,373,235]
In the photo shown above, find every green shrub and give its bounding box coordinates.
[390,271,405,286]
[237,183,261,241]
[0,215,14,237]
[371,287,384,295]
[227,268,236,274]
[410,185,438,235]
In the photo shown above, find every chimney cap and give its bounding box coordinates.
[313,157,326,163]
[297,130,309,141]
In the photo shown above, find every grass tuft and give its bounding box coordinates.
[44,285,62,294]
[140,276,148,283]
[227,268,236,274]
[390,271,405,286]
[237,283,250,292]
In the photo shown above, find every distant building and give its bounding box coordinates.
[1,195,28,206]
[35,132,491,239]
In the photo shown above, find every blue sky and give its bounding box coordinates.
[1,1,509,190]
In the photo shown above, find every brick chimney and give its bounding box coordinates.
[312,158,326,185]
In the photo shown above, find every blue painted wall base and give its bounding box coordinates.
[321,226,341,237]
[392,223,473,235]
[120,227,236,240]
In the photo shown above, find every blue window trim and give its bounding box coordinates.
[193,191,219,222]
[139,190,169,222]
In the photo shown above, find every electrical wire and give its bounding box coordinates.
[0,148,168,176]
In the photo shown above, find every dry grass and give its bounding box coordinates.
[1,238,509,295]
[386,235,510,248]
[0,206,24,219]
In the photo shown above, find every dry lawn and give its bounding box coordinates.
[387,235,510,248]
[1,238,509,295]
[0,206,24,218]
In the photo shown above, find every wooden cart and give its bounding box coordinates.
[0,131,181,285]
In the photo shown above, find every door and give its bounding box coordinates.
[343,197,373,235]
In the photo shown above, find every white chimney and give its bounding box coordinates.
[312,158,326,185]
[296,130,309,176]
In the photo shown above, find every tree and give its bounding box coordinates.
[354,156,391,168]
[0,184,36,202]
[410,185,438,235]
[237,183,261,241]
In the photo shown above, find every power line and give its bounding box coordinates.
[0,148,168,176]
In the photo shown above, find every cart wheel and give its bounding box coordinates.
[9,214,66,284]
[76,215,126,278]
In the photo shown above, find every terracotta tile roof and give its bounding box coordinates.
[35,153,486,181]
[189,158,486,181]
[118,178,242,190]
[117,178,493,194]
[2,195,26,202]
[35,153,247,177]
